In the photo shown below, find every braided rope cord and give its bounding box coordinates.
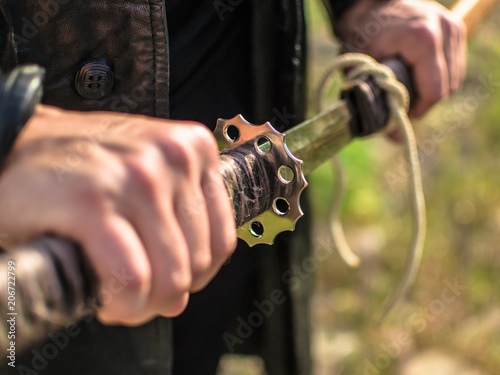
[315,53,427,324]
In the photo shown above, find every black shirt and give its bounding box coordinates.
[166,0,253,129]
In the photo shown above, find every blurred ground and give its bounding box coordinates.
[219,0,500,374]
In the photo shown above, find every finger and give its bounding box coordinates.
[80,215,152,325]
[159,293,190,318]
[174,185,213,292]
[120,150,192,317]
[125,202,192,317]
[182,125,237,285]
[441,16,460,93]
[203,168,237,272]
[403,24,449,117]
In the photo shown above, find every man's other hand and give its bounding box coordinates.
[336,0,467,119]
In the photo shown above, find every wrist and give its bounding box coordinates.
[335,0,392,43]
[0,65,45,167]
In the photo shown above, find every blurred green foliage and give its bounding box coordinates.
[305,0,500,374]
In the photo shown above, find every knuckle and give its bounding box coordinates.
[191,251,212,277]
[125,148,160,197]
[161,293,190,317]
[191,123,216,146]
[121,264,151,296]
[162,135,197,172]
[164,268,192,298]
[440,16,452,35]
[156,123,218,175]
[70,174,110,215]
[96,264,152,323]
[212,229,237,260]
[448,13,466,36]
[202,173,226,201]
[409,22,438,52]
[188,124,219,162]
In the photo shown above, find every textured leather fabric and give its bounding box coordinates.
[2,0,170,118]
[0,4,17,71]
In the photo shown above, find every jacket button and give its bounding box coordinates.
[74,61,114,100]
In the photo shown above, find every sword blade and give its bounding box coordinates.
[285,100,352,175]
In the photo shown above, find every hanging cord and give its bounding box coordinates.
[314,53,426,324]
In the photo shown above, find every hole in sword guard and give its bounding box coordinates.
[278,165,295,184]
[225,124,240,143]
[255,136,271,154]
[273,198,290,216]
[250,221,264,238]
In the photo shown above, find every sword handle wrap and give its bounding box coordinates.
[0,238,98,356]
[343,57,416,137]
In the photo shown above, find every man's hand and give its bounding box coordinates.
[0,105,237,325]
[336,0,467,119]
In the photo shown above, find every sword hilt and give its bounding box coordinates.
[215,115,307,247]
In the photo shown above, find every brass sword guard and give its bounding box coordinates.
[214,114,308,247]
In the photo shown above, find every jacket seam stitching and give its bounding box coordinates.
[148,0,158,117]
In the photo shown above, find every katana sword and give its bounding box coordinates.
[0,0,495,359]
